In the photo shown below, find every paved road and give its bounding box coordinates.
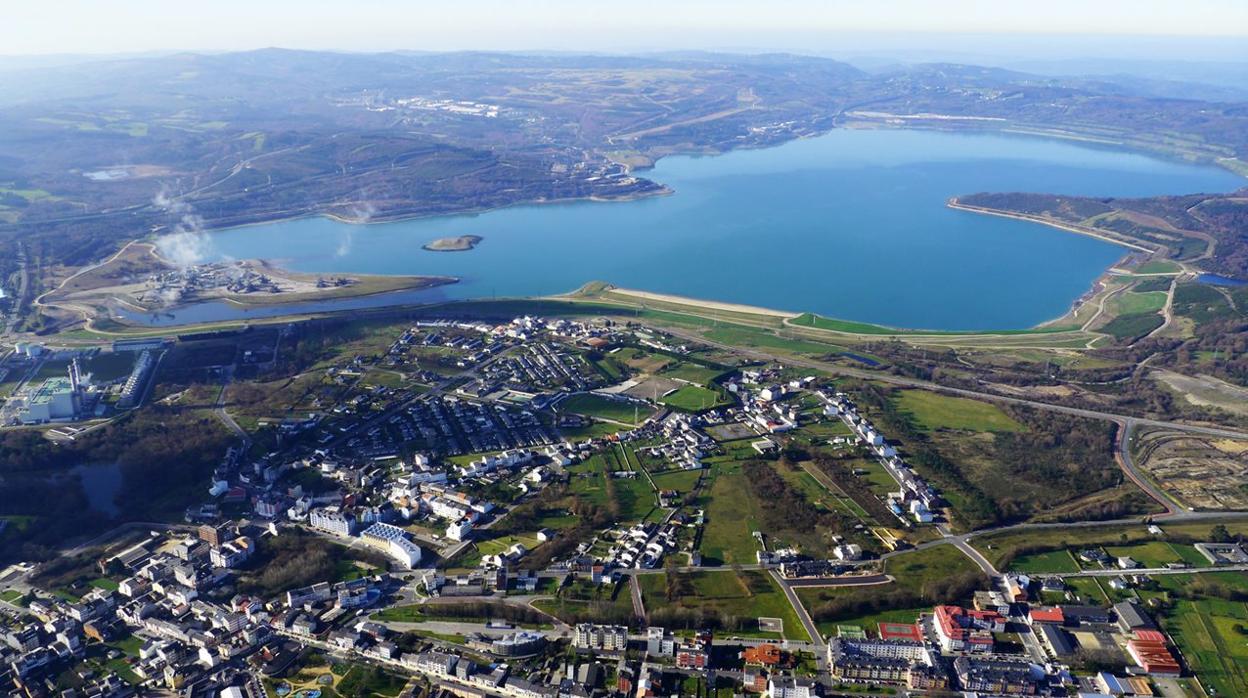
[214,369,252,448]
[629,575,646,619]
[769,569,825,649]
[1065,563,1248,578]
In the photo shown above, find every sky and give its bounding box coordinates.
[2,0,1246,58]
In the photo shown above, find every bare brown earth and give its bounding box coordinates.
[1153,370,1248,418]
[1136,430,1248,510]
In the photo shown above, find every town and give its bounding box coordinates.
[2,313,1245,698]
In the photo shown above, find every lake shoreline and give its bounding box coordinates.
[105,128,1242,334]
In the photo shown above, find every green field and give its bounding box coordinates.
[659,362,726,386]
[1112,291,1168,316]
[1102,540,1205,569]
[973,520,1248,570]
[661,384,731,412]
[639,569,811,642]
[796,545,982,636]
[1153,573,1248,698]
[1062,576,1109,604]
[567,453,656,522]
[698,462,762,565]
[701,327,845,356]
[560,393,652,425]
[1134,260,1182,274]
[1100,311,1164,340]
[892,390,1023,433]
[1009,549,1080,574]
[789,313,1064,336]
[335,664,408,697]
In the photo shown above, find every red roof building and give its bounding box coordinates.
[933,605,1004,653]
[1127,637,1181,677]
[741,644,784,667]
[1027,607,1065,625]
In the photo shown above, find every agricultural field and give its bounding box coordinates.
[1152,573,1248,698]
[697,461,763,565]
[1099,311,1164,341]
[638,568,811,642]
[891,390,1023,433]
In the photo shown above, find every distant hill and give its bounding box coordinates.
[957,190,1248,279]
[2,49,1247,276]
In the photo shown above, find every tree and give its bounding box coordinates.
[1210,524,1232,543]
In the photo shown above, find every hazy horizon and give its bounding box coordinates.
[3,1,1246,61]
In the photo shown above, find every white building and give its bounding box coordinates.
[446,518,474,541]
[361,522,423,569]
[310,508,356,536]
[573,624,628,651]
[768,676,818,698]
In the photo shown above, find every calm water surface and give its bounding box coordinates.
[135,130,1243,330]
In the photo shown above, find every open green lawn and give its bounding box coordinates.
[661,384,732,412]
[1134,260,1182,274]
[892,390,1023,433]
[475,534,541,557]
[650,468,703,493]
[532,579,634,623]
[335,664,408,697]
[639,569,810,642]
[702,327,844,356]
[1009,549,1080,574]
[560,393,652,425]
[1102,540,1193,569]
[567,453,656,522]
[973,520,1248,570]
[659,362,727,386]
[790,313,1063,336]
[1062,576,1109,604]
[797,545,981,637]
[698,463,762,566]
[1112,291,1168,316]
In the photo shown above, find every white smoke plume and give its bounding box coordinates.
[335,229,355,258]
[152,185,220,268]
[348,199,377,223]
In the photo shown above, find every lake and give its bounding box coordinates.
[137,129,1243,330]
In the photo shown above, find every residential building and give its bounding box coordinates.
[573,624,629,652]
[310,508,356,536]
[767,676,818,698]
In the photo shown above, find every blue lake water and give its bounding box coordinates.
[139,129,1243,330]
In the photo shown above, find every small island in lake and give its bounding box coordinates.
[423,235,483,252]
